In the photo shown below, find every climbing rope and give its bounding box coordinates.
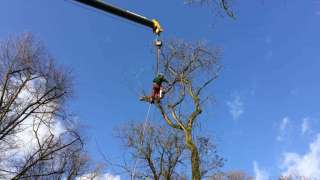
[131,103,152,179]
[141,103,152,144]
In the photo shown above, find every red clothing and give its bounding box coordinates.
[151,83,161,98]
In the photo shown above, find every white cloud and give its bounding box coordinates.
[13,116,65,157]
[226,95,244,120]
[253,161,269,180]
[301,118,310,135]
[277,117,290,141]
[104,174,120,180]
[280,134,320,178]
[280,117,289,131]
[77,173,120,180]
[12,78,65,157]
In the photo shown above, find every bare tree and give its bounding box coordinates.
[0,34,94,179]
[115,122,186,180]
[115,121,223,180]
[210,171,313,180]
[184,0,235,18]
[279,175,315,180]
[210,171,254,180]
[141,40,221,180]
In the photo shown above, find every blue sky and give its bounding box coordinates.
[1,0,320,178]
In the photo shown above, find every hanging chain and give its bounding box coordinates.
[154,36,162,75]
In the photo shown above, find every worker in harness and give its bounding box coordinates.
[150,73,168,103]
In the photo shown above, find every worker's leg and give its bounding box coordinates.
[151,83,160,103]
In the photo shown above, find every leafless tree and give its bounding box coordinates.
[0,34,95,179]
[279,175,315,180]
[115,121,223,180]
[140,40,221,179]
[115,122,186,180]
[210,171,314,180]
[184,0,235,18]
[210,171,254,180]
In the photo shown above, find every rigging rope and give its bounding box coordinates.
[131,103,152,179]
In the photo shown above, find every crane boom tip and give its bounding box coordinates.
[152,19,163,35]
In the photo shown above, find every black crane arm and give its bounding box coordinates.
[74,0,163,35]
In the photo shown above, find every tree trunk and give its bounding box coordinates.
[185,129,201,180]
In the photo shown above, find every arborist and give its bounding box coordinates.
[150,73,168,103]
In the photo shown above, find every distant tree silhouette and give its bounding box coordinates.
[115,121,224,180]
[185,0,235,18]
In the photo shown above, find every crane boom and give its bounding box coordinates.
[73,0,163,35]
